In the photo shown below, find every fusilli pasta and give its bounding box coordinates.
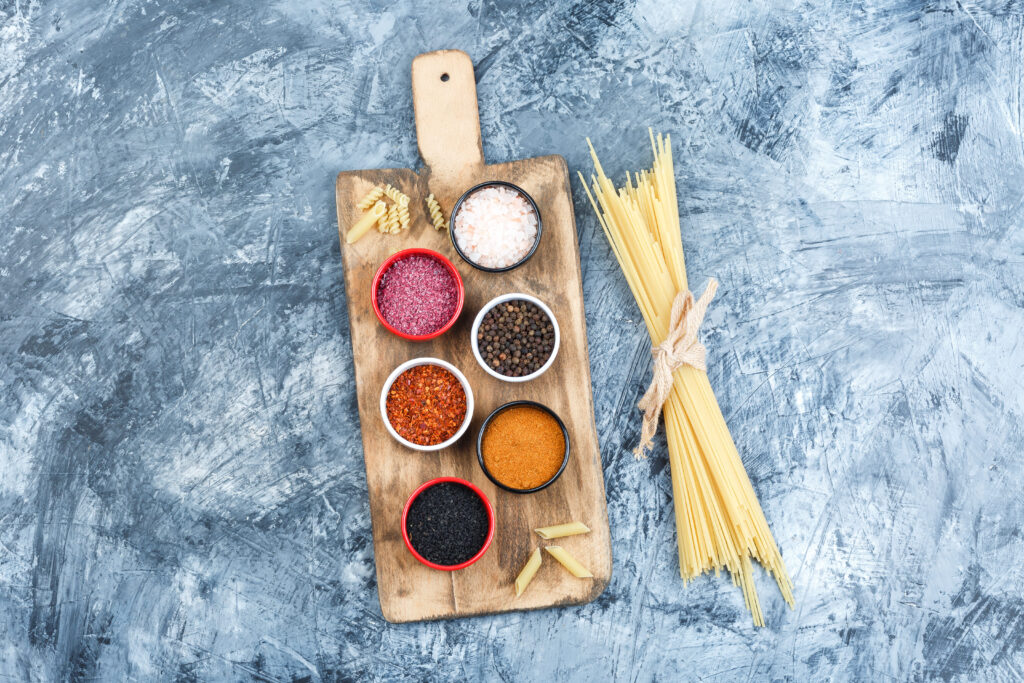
[356,185,384,211]
[383,184,410,207]
[382,204,401,234]
[425,194,446,231]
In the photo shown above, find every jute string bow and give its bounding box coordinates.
[634,278,719,459]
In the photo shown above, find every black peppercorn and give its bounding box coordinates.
[478,300,556,377]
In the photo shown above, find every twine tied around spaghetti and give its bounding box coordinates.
[634,278,719,459]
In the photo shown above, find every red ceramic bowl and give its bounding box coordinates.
[371,248,465,341]
[401,477,495,571]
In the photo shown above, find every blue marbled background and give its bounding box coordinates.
[2,1,1023,680]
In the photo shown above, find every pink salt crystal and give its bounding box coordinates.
[453,186,538,269]
[376,255,458,336]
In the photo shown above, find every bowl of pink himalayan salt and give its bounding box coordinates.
[371,248,465,341]
[450,181,542,272]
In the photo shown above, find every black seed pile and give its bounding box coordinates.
[405,482,489,566]
[477,300,555,377]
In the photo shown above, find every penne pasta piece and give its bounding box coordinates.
[346,201,387,244]
[545,546,593,578]
[515,548,542,597]
[535,522,591,540]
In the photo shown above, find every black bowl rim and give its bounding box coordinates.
[448,180,543,273]
[476,400,570,494]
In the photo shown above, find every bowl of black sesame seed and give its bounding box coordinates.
[470,293,560,382]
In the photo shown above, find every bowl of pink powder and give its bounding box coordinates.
[450,181,542,272]
[371,248,465,341]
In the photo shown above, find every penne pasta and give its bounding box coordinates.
[515,548,542,597]
[346,201,387,244]
[534,522,591,540]
[545,546,593,578]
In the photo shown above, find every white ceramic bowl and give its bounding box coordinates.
[470,293,561,383]
[379,357,474,451]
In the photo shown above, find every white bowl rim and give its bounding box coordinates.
[470,293,561,383]
[379,357,475,451]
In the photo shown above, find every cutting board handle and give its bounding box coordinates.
[412,50,485,184]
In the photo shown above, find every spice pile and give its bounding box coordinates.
[453,185,538,269]
[385,365,467,446]
[406,482,490,566]
[377,254,459,336]
[477,300,555,377]
[481,404,566,490]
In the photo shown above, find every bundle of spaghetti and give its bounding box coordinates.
[579,131,794,626]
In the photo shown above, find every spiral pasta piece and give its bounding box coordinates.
[397,202,410,231]
[426,194,446,231]
[382,204,401,234]
[356,186,384,211]
[383,184,410,207]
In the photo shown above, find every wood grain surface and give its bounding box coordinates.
[335,50,611,623]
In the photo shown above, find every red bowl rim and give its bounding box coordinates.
[401,476,495,571]
[371,248,465,341]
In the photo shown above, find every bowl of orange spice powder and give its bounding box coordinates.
[380,358,474,451]
[476,401,569,493]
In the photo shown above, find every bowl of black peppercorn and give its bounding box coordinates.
[470,293,560,383]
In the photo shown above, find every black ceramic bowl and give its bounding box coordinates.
[449,181,543,273]
[476,400,570,494]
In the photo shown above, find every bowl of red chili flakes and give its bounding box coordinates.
[379,357,474,451]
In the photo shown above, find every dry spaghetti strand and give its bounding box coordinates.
[579,131,794,626]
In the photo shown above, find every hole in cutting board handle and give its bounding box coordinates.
[412,50,485,173]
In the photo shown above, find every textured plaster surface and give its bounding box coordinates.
[1,1,1023,680]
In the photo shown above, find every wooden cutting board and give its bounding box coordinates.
[334,50,611,623]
